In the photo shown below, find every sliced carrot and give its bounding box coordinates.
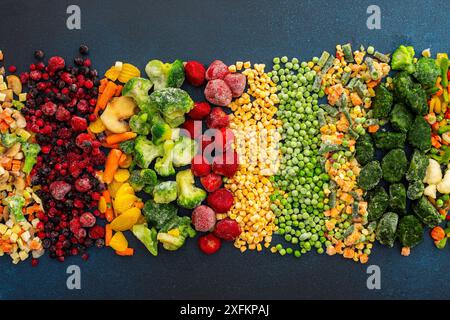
[115,248,134,256]
[114,85,123,97]
[11,159,22,172]
[134,201,144,209]
[99,78,108,94]
[0,157,12,170]
[106,132,137,145]
[96,81,117,110]
[105,224,112,246]
[431,226,445,241]
[103,190,114,222]
[368,124,380,133]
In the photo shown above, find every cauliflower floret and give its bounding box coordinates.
[423,159,442,185]
[437,170,450,194]
[423,184,437,199]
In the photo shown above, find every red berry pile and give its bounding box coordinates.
[22,46,106,262]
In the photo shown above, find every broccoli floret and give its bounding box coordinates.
[172,136,197,167]
[397,215,424,248]
[413,197,442,228]
[129,169,157,192]
[390,103,414,133]
[355,133,374,165]
[22,142,40,175]
[147,88,194,128]
[5,195,26,222]
[372,84,394,119]
[358,160,382,191]
[157,216,196,251]
[408,116,431,152]
[154,140,175,177]
[407,83,428,116]
[143,200,178,229]
[391,45,415,74]
[153,181,178,204]
[134,136,164,169]
[413,57,441,88]
[393,72,414,102]
[119,139,135,155]
[407,180,424,200]
[376,212,399,248]
[381,149,407,183]
[1,133,24,148]
[373,131,406,150]
[129,112,151,135]
[367,186,389,222]
[176,169,207,209]
[389,183,406,214]
[145,59,185,91]
[132,224,158,256]
[122,77,153,108]
[406,150,428,182]
[151,117,174,145]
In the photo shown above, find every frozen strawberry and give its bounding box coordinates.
[191,155,211,177]
[214,127,234,152]
[188,101,211,120]
[70,116,88,132]
[223,73,246,98]
[198,233,221,255]
[192,205,216,232]
[204,79,232,106]
[205,60,229,80]
[182,119,202,139]
[198,134,215,160]
[214,218,241,241]
[49,181,71,200]
[212,151,239,178]
[185,61,206,87]
[200,173,223,193]
[206,107,229,129]
[207,188,234,213]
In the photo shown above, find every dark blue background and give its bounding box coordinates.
[0,0,449,300]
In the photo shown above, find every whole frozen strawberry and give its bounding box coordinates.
[212,150,239,178]
[188,101,211,120]
[207,188,234,213]
[191,155,211,177]
[214,218,241,241]
[185,61,206,87]
[205,60,229,80]
[198,233,221,255]
[200,173,223,193]
[206,107,229,129]
[192,205,216,232]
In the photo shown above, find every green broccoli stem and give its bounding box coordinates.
[441,58,449,102]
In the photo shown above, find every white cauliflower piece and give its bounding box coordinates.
[423,184,437,199]
[437,170,450,194]
[423,159,442,185]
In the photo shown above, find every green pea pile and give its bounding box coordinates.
[268,56,331,257]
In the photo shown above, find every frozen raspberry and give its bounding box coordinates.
[188,102,211,120]
[205,60,229,80]
[49,181,72,200]
[184,61,206,87]
[191,155,211,177]
[77,99,90,113]
[71,116,88,132]
[200,173,223,193]
[89,225,105,239]
[41,101,57,116]
[48,56,65,72]
[214,218,241,241]
[80,212,96,228]
[55,106,71,121]
[206,107,229,129]
[207,188,234,213]
[75,177,92,193]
